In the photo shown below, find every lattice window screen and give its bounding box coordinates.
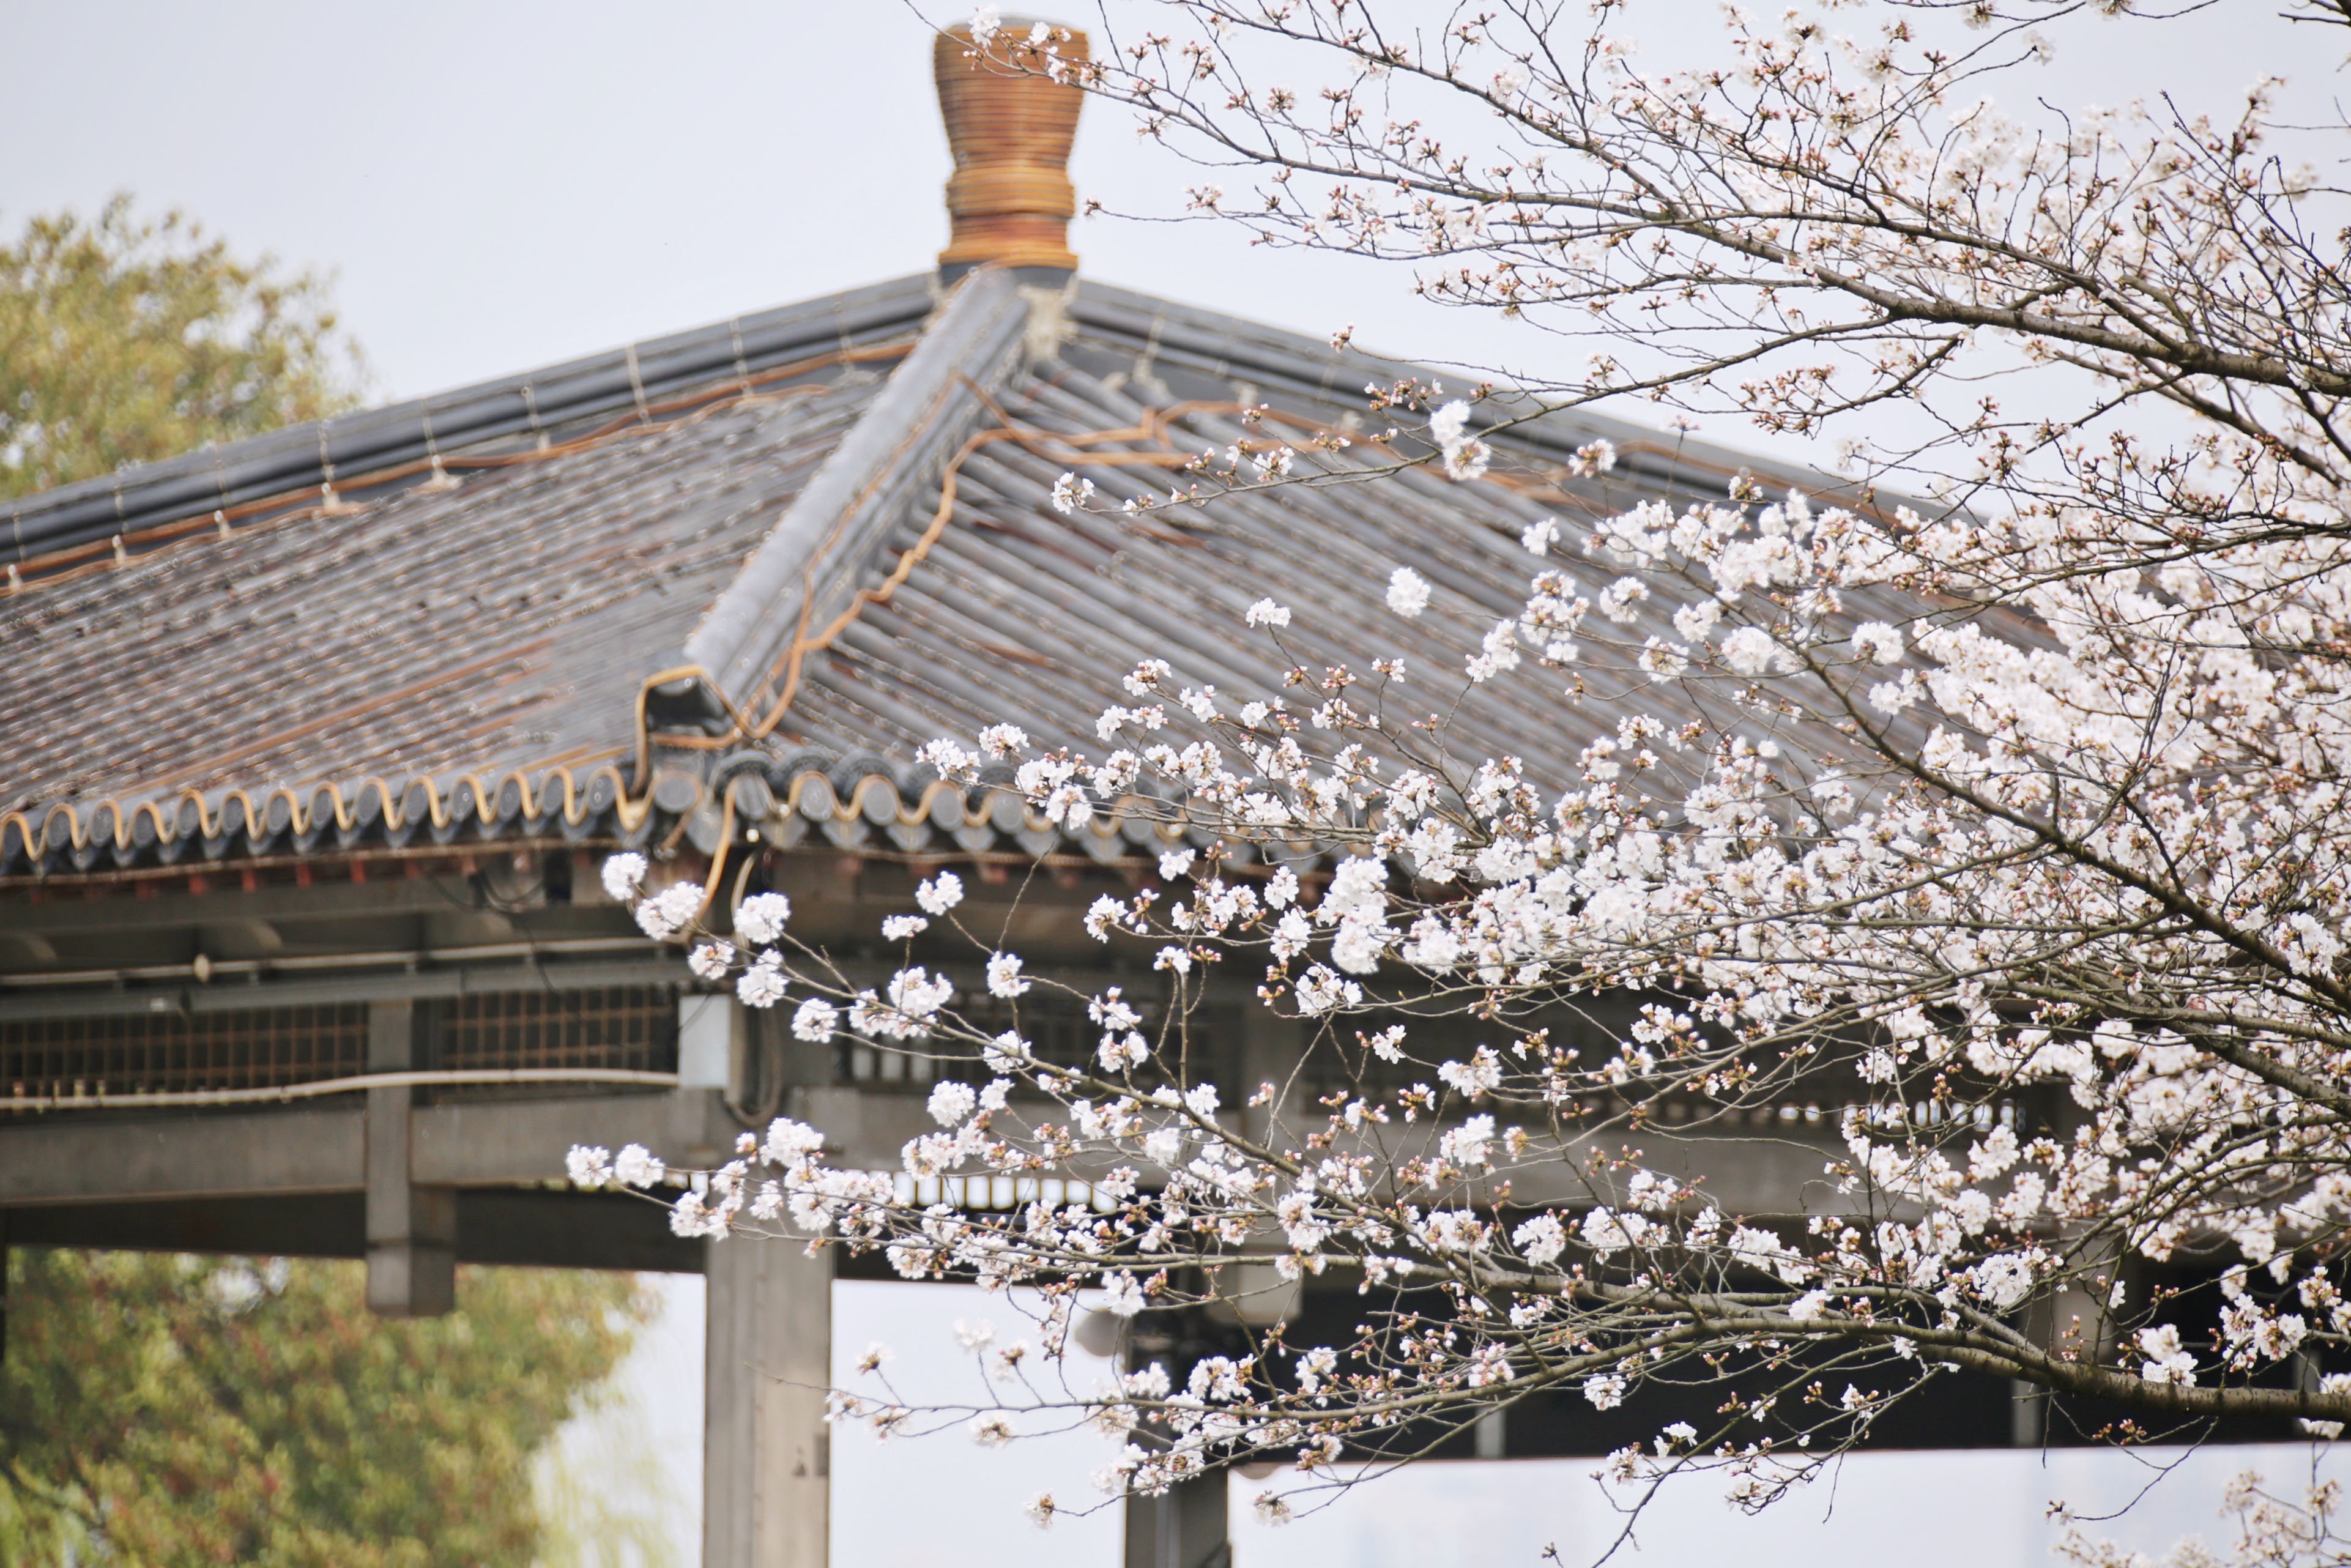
[3,986,679,1104]
[2,1005,369,1099]
[431,985,677,1075]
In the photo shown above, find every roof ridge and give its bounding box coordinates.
[675,266,1038,721]
[1067,280,1891,508]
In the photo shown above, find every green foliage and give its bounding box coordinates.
[0,201,649,1559]
[0,1251,648,1567]
[0,195,365,500]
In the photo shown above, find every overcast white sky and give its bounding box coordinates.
[9,1,1513,403]
[13,2,2345,1562]
[5,0,2323,433]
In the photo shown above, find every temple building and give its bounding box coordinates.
[0,23,1965,1568]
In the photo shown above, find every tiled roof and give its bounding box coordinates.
[4,275,936,567]
[786,283,1729,768]
[0,269,1866,880]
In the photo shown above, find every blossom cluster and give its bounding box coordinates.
[569,2,2351,1542]
[573,442,2351,1510]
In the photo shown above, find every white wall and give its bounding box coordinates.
[1229,1442,2351,1568]
[830,1279,1125,1568]
[570,1274,2345,1568]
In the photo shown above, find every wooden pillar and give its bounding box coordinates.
[1234,997,1299,1144]
[704,1232,831,1568]
[365,1000,455,1317]
[1119,998,1280,1568]
[1125,1471,1230,1568]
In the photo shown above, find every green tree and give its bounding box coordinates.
[0,201,658,1564]
[0,195,364,499]
[0,1250,649,1567]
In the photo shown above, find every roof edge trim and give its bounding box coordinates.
[0,757,1246,883]
[1069,281,1903,511]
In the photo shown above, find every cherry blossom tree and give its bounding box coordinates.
[572,1,2351,1555]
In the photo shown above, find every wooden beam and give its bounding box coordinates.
[0,1090,738,1206]
[0,1104,366,1203]
[3,1189,702,1273]
[0,953,690,1022]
